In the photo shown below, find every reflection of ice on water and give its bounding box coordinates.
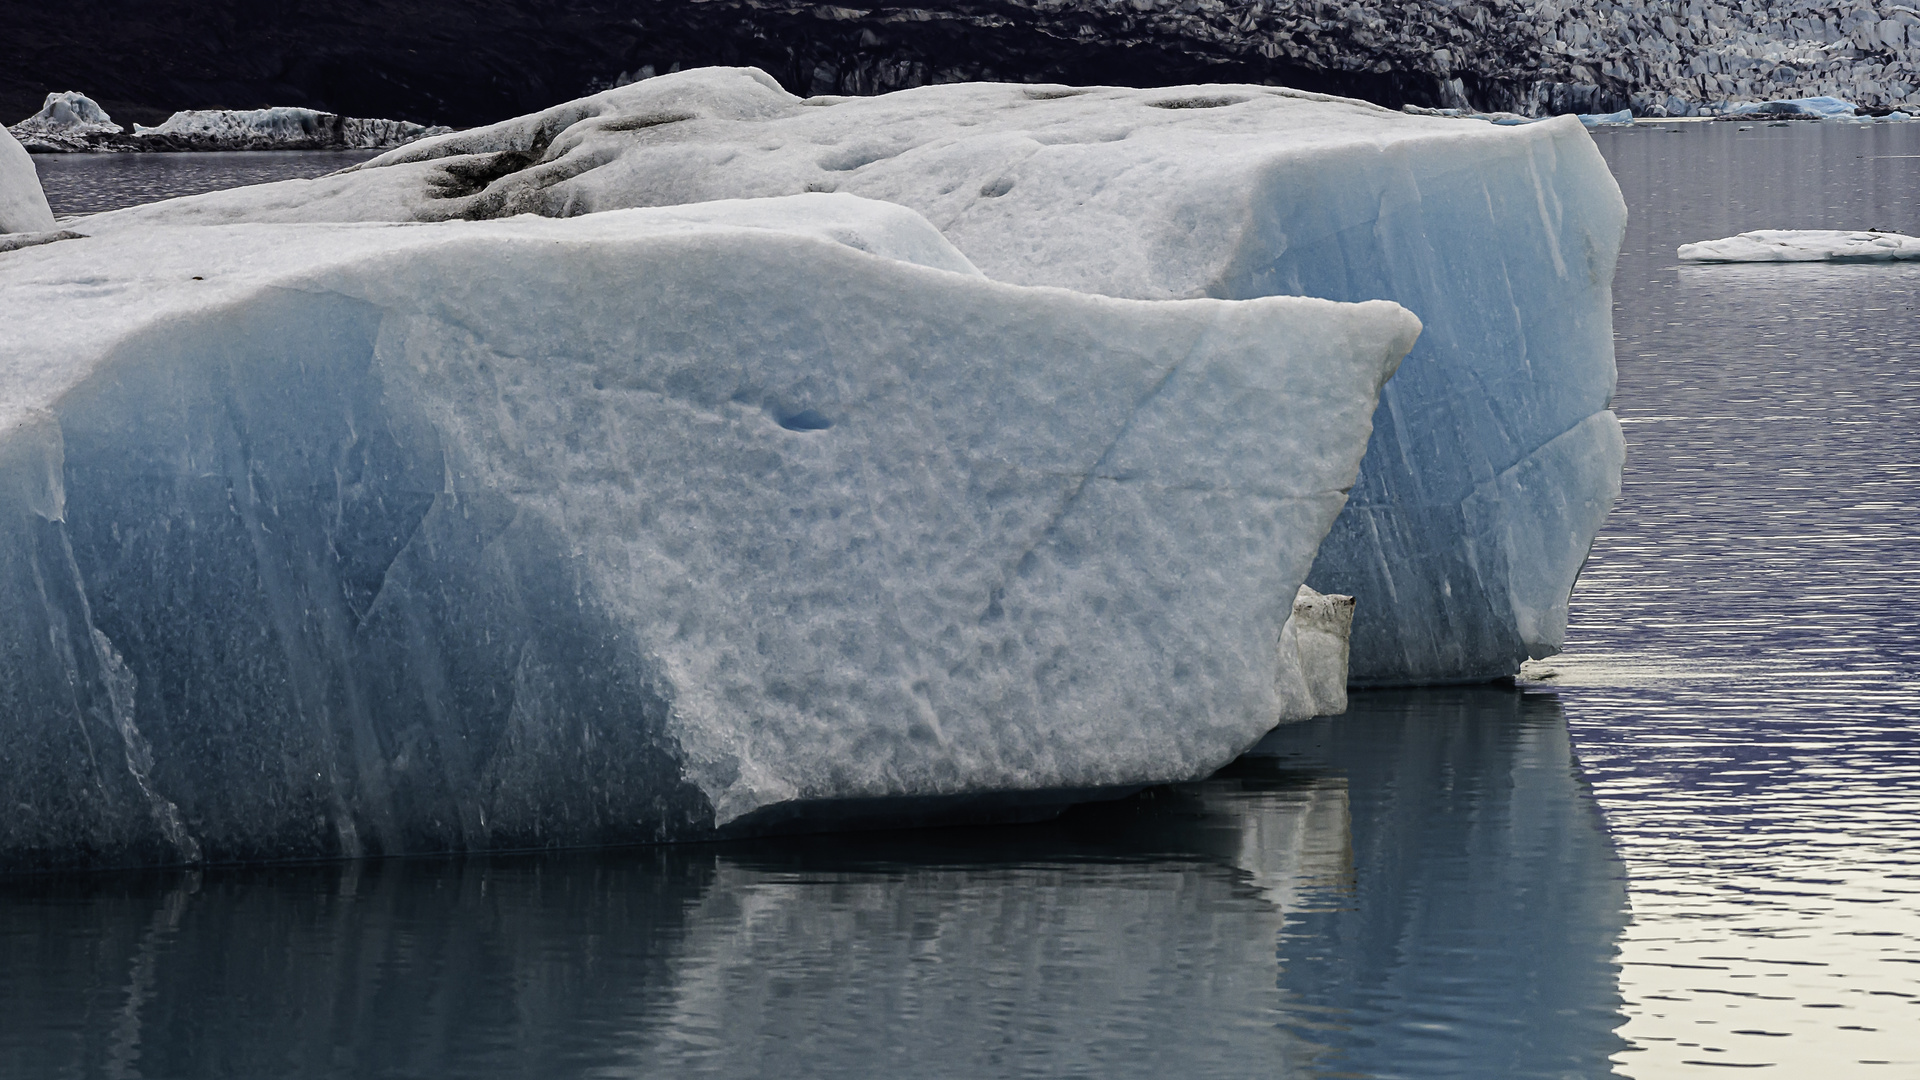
[1209,777,1352,916]
[0,687,1631,1078]
[641,783,1353,1077]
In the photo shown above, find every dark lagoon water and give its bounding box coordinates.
[12,127,1920,1077]
[33,151,380,217]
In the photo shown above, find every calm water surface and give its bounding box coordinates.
[7,132,1919,1077]
[33,151,379,217]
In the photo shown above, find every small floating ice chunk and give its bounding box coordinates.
[1677,230,1920,263]
[0,126,57,233]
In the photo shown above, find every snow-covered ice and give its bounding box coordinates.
[1678,229,1920,262]
[0,194,1413,868]
[84,67,1626,685]
[0,126,56,234]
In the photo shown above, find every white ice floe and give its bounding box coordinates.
[132,107,447,150]
[82,66,1626,685]
[6,91,123,152]
[0,126,56,234]
[0,194,1413,867]
[1678,229,1920,262]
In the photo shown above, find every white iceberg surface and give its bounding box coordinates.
[85,66,1626,685]
[0,194,1414,868]
[1678,229,1920,262]
[0,126,56,234]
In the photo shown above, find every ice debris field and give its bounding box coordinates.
[1,67,1623,869]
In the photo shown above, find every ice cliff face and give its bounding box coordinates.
[0,196,1413,869]
[0,126,56,234]
[92,68,1625,684]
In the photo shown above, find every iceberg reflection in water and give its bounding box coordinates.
[0,688,1625,1079]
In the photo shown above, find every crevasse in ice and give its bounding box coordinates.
[0,195,1415,869]
[92,67,1626,683]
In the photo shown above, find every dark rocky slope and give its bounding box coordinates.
[6,1,1918,138]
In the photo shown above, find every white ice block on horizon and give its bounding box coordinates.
[80,66,1628,685]
[1678,229,1920,262]
[0,127,57,234]
[0,194,1412,868]
[130,106,446,150]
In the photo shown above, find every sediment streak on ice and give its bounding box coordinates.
[0,196,1414,867]
[78,66,1626,685]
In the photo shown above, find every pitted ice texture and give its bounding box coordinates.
[82,67,1626,684]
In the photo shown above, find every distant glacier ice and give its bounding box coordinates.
[86,66,1628,684]
[0,195,1412,869]
[6,91,447,153]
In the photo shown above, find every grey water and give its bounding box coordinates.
[11,127,1920,1077]
[1567,119,1920,1076]
[32,151,380,217]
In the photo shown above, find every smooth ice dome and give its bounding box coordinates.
[0,194,1415,869]
[1678,229,1920,262]
[87,66,1626,685]
[0,126,57,234]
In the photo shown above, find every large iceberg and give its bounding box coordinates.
[90,67,1625,683]
[0,194,1415,869]
[0,126,56,234]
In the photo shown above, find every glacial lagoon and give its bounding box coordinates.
[5,119,1917,1077]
